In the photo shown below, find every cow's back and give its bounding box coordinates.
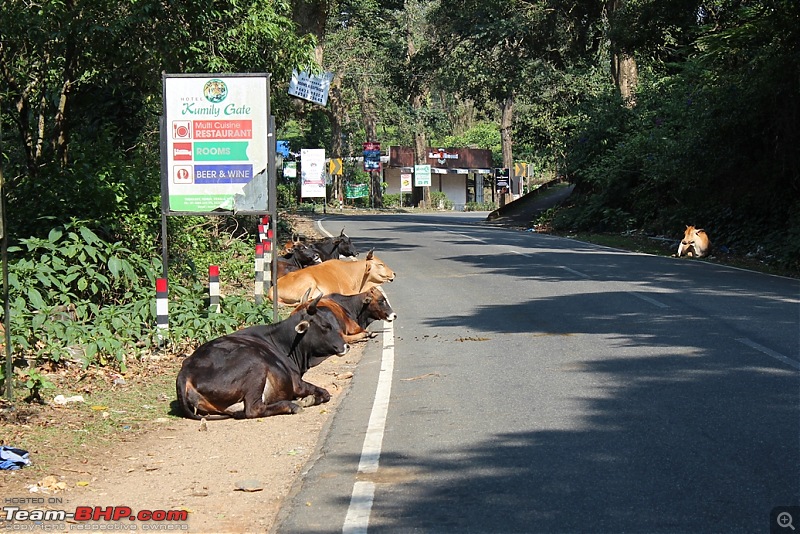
[273,259,366,304]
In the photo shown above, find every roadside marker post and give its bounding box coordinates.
[156,278,169,346]
[254,243,265,305]
[208,265,220,313]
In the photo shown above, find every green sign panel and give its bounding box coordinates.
[194,141,249,161]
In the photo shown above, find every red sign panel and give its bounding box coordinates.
[173,142,193,161]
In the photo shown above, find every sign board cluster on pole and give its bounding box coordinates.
[363,142,381,172]
[494,168,510,191]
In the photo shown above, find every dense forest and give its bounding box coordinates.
[1,0,798,386]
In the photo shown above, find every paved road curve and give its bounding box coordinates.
[273,212,800,534]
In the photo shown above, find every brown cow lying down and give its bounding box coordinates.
[677,225,711,258]
[298,286,398,343]
[175,295,349,420]
[271,249,395,306]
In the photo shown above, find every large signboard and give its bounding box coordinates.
[162,74,270,213]
[300,149,326,198]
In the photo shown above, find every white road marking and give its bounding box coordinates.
[561,266,591,279]
[736,338,800,371]
[629,292,669,308]
[343,321,395,533]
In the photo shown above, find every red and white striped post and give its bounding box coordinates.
[156,278,168,346]
[208,265,220,313]
[263,238,272,292]
[254,243,264,305]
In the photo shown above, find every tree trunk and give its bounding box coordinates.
[358,83,381,208]
[606,0,638,106]
[499,94,514,206]
[327,75,344,206]
[612,51,638,106]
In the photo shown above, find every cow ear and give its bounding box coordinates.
[295,320,310,334]
[364,295,373,304]
[366,249,374,260]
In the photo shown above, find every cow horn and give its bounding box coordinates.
[307,293,322,315]
[301,287,313,304]
[340,228,346,237]
[366,248,374,260]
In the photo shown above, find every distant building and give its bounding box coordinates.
[385,146,494,209]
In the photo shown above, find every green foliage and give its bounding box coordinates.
[17,368,56,404]
[2,219,277,380]
[383,193,413,208]
[157,282,275,350]
[3,221,160,369]
[430,191,453,210]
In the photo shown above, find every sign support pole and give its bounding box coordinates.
[268,115,278,323]
[1,120,12,401]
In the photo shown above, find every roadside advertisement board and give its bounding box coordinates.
[300,149,326,198]
[363,142,381,172]
[162,74,270,213]
[414,164,432,187]
[495,167,510,191]
[401,172,413,192]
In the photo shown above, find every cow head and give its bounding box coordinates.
[678,225,711,258]
[291,243,322,265]
[292,293,350,360]
[682,225,699,245]
[363,286,397,323]
[334,228,358,258]
[364,249,395,285]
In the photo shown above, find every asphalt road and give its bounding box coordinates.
[273,212,800,534]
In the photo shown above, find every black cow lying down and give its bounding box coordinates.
[176,295,349,420]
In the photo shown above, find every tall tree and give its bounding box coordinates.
[426,0,560,172]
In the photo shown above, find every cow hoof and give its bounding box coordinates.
[297,395,316,408]
[289,402,304,414]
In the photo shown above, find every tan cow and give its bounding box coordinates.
[677,226,711,258]
[270,249,395,305]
